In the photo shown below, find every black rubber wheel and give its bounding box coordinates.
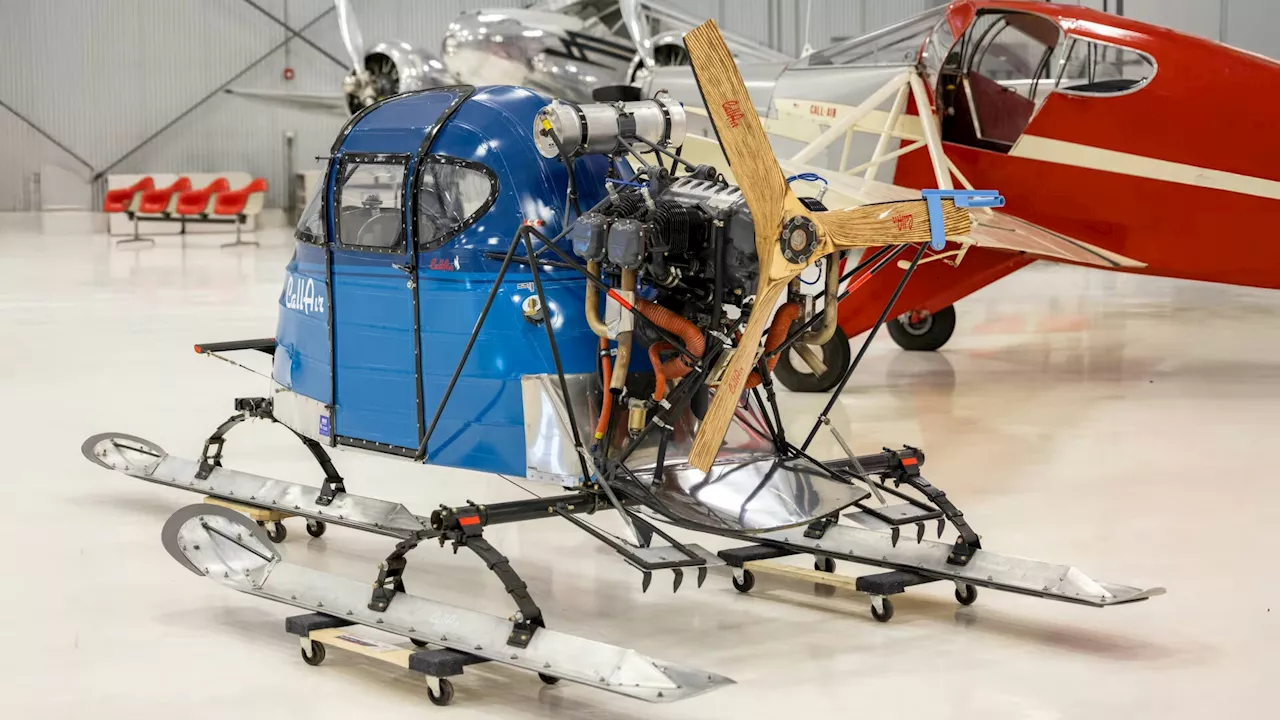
[266,522,287,543]
[773,325,851,393]
[814,557,836,573]
[887,305,956,352]
[411,638,429,648]
[306,519,327,538]
[870,598,895,623]
[731,569,756,593]
[427,678,455,706]
[538,672,561,686]
[955,583,978,606]
[301,640,326,666]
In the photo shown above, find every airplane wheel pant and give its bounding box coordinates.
[886,305,956,352]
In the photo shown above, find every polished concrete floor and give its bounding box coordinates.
[2,214,1275,718]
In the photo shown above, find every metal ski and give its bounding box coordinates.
[163,504,733,703]
[83,433,426,538]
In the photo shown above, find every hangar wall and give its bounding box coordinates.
[0,0,1274,213]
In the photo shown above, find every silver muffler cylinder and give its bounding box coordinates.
[533,92,686,158]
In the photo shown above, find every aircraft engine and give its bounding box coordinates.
[343,41,458,115]
[538,96,778,344]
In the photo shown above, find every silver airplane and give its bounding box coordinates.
[231,0,786,114]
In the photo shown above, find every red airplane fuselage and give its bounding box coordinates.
[839,0,1280,338]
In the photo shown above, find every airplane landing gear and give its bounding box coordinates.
[773,326,851,393]
[887,305,956,351]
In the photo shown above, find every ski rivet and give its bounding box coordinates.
[317,601,324,607]
[376,619,383,624]
[193,544,200,550]
[474,644,483,650]
[250,495,255,500]
[543,662,551,669]
[441,635,448,641]
[658,691,664,698]
[291,595,297,600]
[223,571,229,578]
[815,543,822,549]
[236,534,243,541]
[293,505,300,510]
[346,610,354,616]
[510,654,518,660]
[408,626,415,632]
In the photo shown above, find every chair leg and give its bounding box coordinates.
[221,215,259,248]
[116,214,156,247]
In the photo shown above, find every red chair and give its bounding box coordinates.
[138,177,192,215]
[176,178,230,217]
[104,177,157,246]
[103,177,154,213]
[212,178,268,247]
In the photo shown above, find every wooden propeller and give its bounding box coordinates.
[683,20,970,472]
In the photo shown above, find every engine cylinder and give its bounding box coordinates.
[533,92,686,159]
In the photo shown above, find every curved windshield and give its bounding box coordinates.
[294,163,329,245]
[417,158,496,250]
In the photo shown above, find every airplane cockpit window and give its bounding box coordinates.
[801,7,944,67]
[1055,38,1155,95]
[939,11,1062,153]
[417,158,496,251]
[921,14,958,92]
[336,158,407,252]
[294,163,328,246]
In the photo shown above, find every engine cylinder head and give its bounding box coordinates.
[533,92,686,159]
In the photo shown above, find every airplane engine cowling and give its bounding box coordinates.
[344,41,458,114]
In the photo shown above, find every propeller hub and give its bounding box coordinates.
[780,216,820,265]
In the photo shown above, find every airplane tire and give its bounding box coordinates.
[773,326,851,393]
[887,305,955,352]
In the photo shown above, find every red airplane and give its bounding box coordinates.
[654,0,1280,382]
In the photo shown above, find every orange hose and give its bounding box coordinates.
[649,341,672,401]
[594,337,613,441]
[637,300,705,383]
[746,302,801,389]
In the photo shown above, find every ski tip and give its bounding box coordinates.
[161,504,280,583]
[81,432,166,471]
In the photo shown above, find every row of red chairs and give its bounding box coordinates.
[104,176,269,246]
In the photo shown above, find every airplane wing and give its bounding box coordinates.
[680,134,1144,269]
[223,88,349,114]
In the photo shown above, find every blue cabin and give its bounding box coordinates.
[272,85,614,477]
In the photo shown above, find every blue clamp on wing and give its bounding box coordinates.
[920,189,1005,250]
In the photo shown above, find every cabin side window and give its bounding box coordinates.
[1055,37,1155,95]
[336,157,408,252]
[417,157,496,251]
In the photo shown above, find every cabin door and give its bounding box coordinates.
[329,153,421,453]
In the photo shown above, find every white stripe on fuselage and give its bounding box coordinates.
[1008,135,1280,200]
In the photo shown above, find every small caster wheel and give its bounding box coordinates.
[870,597,895,623]
[955,583,978,606]
[306,519,327,538]
[427,677,455,706]
[301,640,326,666]
[814,557,836,573]
[538,672,560,685]
[410,638,429,648]
[731,569,756,593]
[266,522,287,543]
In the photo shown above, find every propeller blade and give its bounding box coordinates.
[335,0,365,72]
[683,20,791,242]
[620,0,655,70]
[688,281,786,471]
[814,199,970,249]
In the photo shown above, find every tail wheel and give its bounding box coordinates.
[887,305,956,352]
[773,326,850,393]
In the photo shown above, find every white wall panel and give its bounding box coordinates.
[6,0,1268,212]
